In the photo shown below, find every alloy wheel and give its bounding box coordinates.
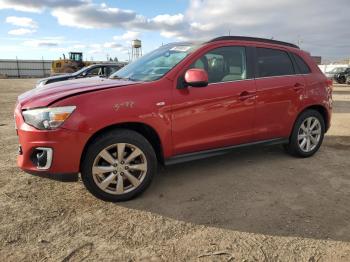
[92,143,148,195]
[297,117,322,152]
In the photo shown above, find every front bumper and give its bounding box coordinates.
[15,104,90,175]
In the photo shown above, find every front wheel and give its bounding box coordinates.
[284,110,325,157]
[81,129,157,202]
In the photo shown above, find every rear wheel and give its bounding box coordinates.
[81,129,157,202]
[284,110,325,157]
[338,76,346,84]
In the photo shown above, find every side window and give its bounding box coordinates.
[257,48,294,77]
[86,66,104,77]
[292,53,311,74]
[191,46,247,83]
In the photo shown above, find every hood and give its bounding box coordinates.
[19,77,136,109]
[37,74,72,83]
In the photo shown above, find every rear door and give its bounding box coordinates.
[254,47,306,140]
[171,45,257,155]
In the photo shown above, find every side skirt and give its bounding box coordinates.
[164,138,289,166]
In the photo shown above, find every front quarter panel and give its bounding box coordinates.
[52,79,173,157]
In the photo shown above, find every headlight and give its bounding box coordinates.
[22,106,76,130]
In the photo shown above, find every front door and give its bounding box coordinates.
[171,46,256,155]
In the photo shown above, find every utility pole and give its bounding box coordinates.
[16,56,20,78]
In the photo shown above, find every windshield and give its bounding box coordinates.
[73,65,94,76]
[110,43,201,82]
[329,67,346,73]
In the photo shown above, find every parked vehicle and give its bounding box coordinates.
[15,36,332,201]
[346,75,350,85]
[325,67,346,80]
[36,63,124,88]
[333,67,350,84]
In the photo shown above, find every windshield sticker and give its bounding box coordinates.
[170,46,191,52]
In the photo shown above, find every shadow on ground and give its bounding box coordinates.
[121,136,350,242]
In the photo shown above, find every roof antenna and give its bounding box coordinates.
[228,30,231,36]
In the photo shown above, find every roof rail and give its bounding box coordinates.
[208,36,299,49]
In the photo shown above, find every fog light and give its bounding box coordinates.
[31,147,53,170]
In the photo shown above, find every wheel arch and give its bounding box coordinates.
[80,122,165,170]
[295,104,330,132]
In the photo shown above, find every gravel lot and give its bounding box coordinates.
[0,79,349,261]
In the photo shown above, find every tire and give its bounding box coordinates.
[338,76,346,84]
[284,109,325,158]
[81,129,157,202]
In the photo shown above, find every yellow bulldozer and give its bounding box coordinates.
[51,52,93,75]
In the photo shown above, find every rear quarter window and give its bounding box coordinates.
[292,53,311,74]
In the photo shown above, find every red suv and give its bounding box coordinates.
[15,36,332,201]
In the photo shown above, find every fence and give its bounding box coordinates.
[0,59,52,78]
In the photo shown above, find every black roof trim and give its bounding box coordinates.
[208,36,299,49]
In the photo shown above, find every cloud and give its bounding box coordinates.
[0,0,86,13]
[51,3,137,29]
[0,1,187,38]
[104,42,123,49]
[113,31,140,41]
[8,28,36,35]
[5,16,37,28]
[152,14,184,27]
[1,0,349,59]
[23,37,64,47]
[183,0,350,57]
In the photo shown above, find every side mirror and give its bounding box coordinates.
[184,68,208,88]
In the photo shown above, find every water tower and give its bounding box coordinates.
[131,39,142,61]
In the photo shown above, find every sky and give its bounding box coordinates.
[0,0,349,62]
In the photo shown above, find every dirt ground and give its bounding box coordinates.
[0,79,349,262]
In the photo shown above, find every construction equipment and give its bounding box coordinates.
[51,52,92,75]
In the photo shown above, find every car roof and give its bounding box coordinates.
[166,36,299,51]
[208,36,299,49]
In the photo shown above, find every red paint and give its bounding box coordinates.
[15,39,332,175]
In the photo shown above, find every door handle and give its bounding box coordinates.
[239,91,256,101]
[293,82,305,92]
